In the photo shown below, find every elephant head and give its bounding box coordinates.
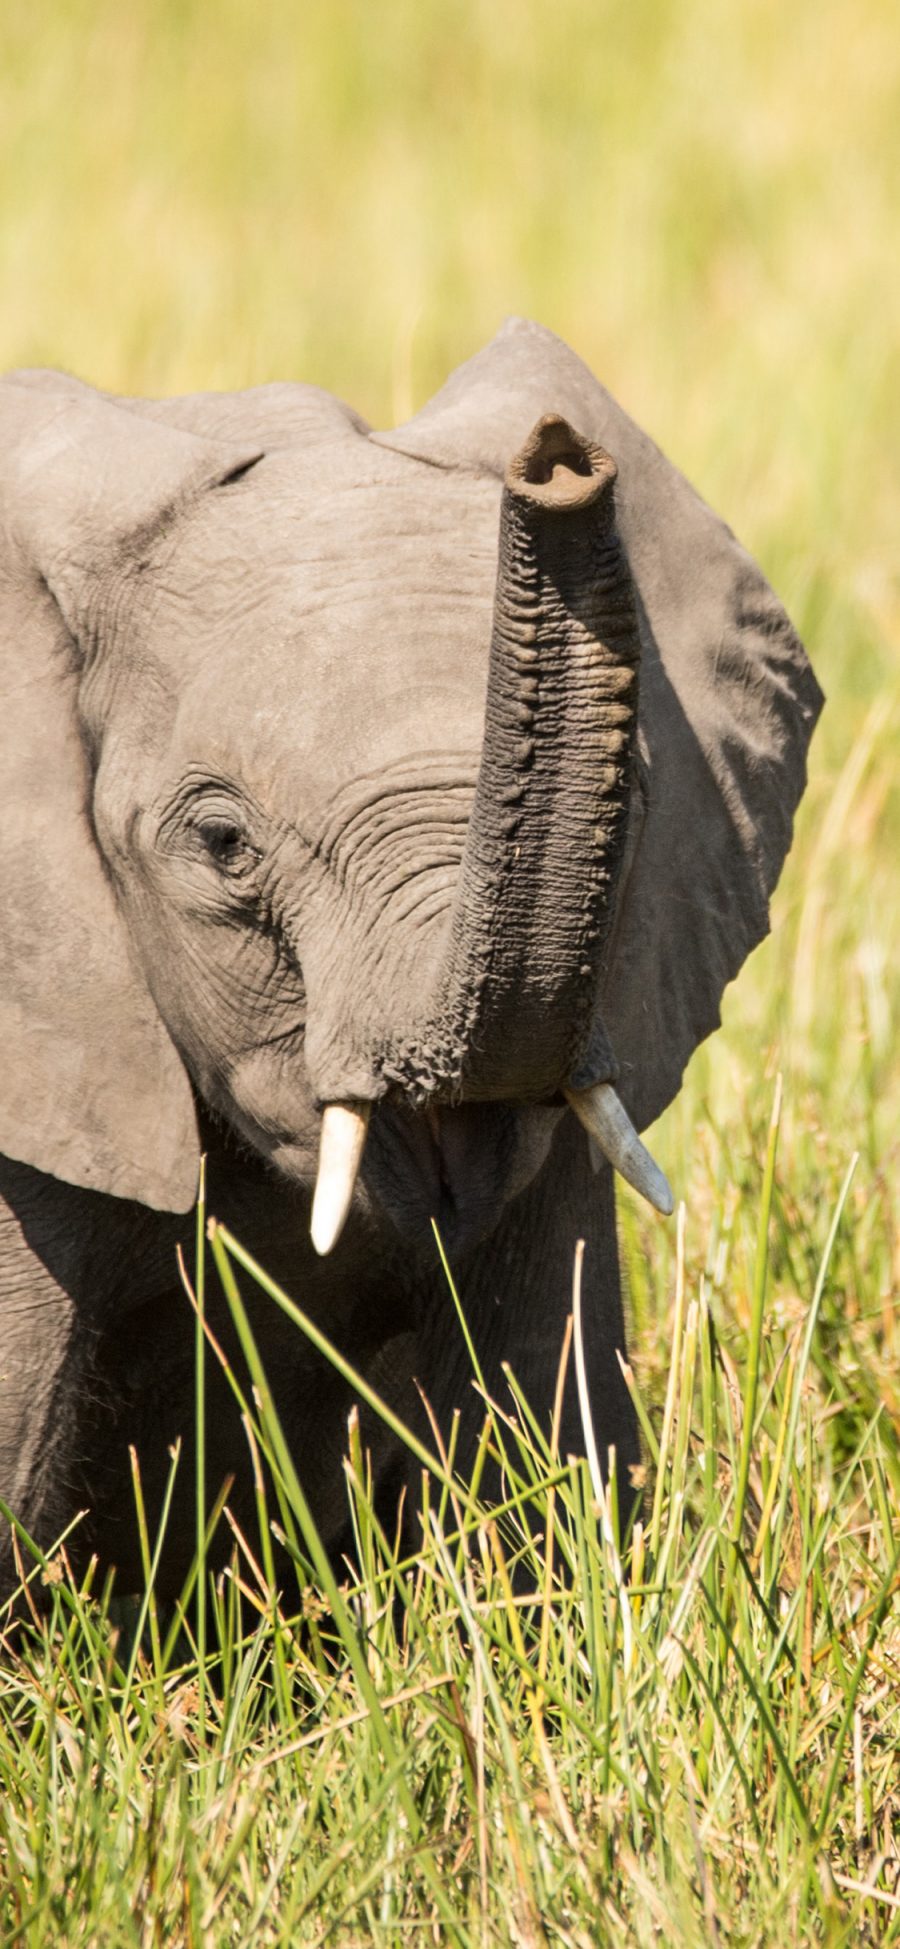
[0,320,822,1261]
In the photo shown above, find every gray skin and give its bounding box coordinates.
[0,319,822,1597]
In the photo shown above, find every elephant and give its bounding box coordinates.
[0,318,822,1599]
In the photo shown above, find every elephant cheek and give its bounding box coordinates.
[227,1047,317,1158]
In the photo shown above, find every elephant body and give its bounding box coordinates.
[0,321,821,1596]
[0,1108,628,1593]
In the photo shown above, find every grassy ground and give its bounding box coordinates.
[0,1,897,1941]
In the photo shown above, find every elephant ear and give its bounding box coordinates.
[377,317,824,1130]
[0,375,260,1209]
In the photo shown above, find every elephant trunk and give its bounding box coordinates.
[309,416,675,1254]
[381,413,641,1106]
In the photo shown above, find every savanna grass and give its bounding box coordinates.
[0,0,898,1941]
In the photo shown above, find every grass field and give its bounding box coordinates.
[1,1,898,1941]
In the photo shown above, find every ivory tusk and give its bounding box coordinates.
[310,1102,370,1255]
[565,1082,674,1217]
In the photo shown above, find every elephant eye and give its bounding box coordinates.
[193,815,259,875]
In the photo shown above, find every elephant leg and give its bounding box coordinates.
[414,1115,639,1536]
[0,1157,145,1600]
[0,1237,84,1596]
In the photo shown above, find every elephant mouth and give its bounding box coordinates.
[361,1099,538,1259]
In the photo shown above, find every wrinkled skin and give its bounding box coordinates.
[0,321,822,1597]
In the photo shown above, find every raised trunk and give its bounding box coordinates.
[380,414,641,1106]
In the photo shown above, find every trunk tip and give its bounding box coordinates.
[506,414,616,512]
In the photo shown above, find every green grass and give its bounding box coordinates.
[2,1174,897,1944]
[1,1,898,1941]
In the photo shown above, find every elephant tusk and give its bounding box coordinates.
[310,1102,370,1255]
[565,1082,674,1217]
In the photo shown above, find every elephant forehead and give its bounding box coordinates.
[150,455,503,809]
[182,442,504,596]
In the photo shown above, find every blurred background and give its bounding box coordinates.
[1,0,896,1324]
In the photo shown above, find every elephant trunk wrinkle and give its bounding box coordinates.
[378,413,641,1109]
